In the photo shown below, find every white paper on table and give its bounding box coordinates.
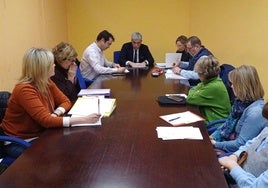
[156,126,203,140]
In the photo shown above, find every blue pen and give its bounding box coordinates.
[169,116,180,122]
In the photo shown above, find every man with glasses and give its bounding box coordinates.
[172,36,212,85]
[80,30,125,80]
[118,32,154,68]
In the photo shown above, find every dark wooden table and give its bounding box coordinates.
[0,69,228,188]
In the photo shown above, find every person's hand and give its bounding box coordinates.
[218,154,239,171]
[113,63,121,68]
[172,66,181,74]
[117,67,126,73]
[173,61,180,67]
[210,139,216,145]
[68,63,77,83]
[81,113,101,124]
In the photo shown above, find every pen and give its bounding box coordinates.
[98,97,100,114]
[169,116,180,122]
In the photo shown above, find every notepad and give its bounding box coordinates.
[160,111,204,126]
[68,96,116,118]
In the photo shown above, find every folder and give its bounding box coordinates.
[77,88,111,97]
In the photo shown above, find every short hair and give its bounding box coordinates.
[176,35,188,45]
[52,42,77,65]
[131,32,142,40]
[194,55,220,80]
[187,36,202,46]
[228,65,264,101]
[18,47,54,95]
[96,30,114,42]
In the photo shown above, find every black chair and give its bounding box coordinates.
[219,64,235,105]
[0,91,31,174]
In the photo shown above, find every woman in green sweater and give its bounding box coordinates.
[187,55,231,124]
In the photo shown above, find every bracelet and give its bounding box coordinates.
[52,112,59,117]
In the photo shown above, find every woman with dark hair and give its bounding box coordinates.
[175,35,190,62]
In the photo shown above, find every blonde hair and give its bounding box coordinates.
[229,65,264,101]
[194,55,220,80]
[18,47,54,94]
[52,42,77,65]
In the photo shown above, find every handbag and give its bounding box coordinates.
[223,151,248,185]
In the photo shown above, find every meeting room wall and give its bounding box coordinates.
[1,0,268,97]
[67,0,268,97]
[188,0,268,98]
[0,0,68,91]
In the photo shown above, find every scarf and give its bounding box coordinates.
[214,98,253,141]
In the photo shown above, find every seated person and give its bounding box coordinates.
[187,56,231,124]
[0,47,101,158]
[219,101,268,187]
[172,36,212,84]
[118,32,154,68]
[80,30,125,80]
[210,65,266,156]
[175,35,190,62]
[51,42,80,105]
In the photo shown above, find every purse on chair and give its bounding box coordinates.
[223,151,248,185]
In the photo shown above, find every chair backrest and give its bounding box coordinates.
[76,67,87,89]
[219,64,235,104]
[0,91,11,123]
[113,51,121,64]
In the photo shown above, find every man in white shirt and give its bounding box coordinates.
[80,30,125,80]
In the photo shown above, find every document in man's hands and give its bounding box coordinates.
[160,111,204,126]
[156,126,203,140]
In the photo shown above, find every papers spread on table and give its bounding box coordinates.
[160,111,205,126]
[68,96,116,126]
[156,126,203,140]
[165,69,187,80]
[77,88,110,97]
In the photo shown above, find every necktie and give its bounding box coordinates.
[133,50,137,63]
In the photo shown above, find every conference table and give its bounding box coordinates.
[0,68,228,188]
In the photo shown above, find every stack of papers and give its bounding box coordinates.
[156,126,203,140]
[68,96,116,126]
[160,111,204,126]
[165,69,187,80]
[77,89,111,97]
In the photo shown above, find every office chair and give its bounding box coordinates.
[113,51,121,64]
[206,118,227,135]
[76,60,94,89]
[219,64,235,105]
[0,91,31,174]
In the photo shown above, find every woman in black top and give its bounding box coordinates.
[175,35,190,62]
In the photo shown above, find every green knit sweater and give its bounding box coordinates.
[187,77,231,124]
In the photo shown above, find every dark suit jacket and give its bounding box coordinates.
[118,42,154,67]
